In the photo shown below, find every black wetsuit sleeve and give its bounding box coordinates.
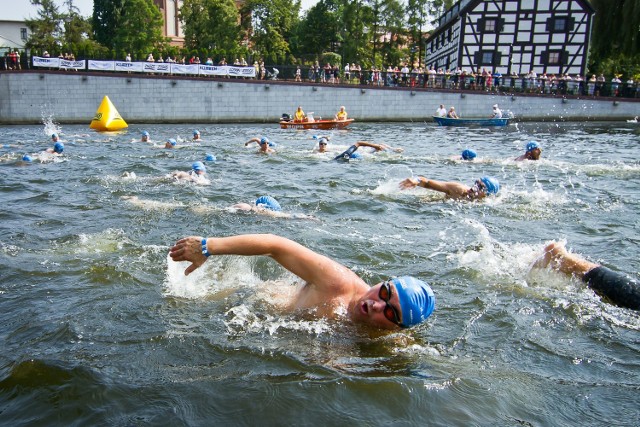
[583,266,640,310]
[334,145,358,161]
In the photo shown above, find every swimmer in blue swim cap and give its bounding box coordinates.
[255,195,282,211]
[334,141,403,161]
[46,141,64,155]
[461,149,477,161]
[170,161,209,182]
[170,233,434,330]
[51,133,59,142]
[193,130,201,141]
[22,154,33,162]
[400,175,499,200]
[245,137,276,154]
[165,138,177,149]
[515,141,542,161]
[315,136,331,153]
[205,153,216,162]
[191,161,206,175]
[141,131,150,142]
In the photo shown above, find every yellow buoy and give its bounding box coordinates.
[89,96,128,131]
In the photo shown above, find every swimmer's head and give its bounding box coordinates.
[53,142,64,154]
[479,176,500,195]
[255,196,281,211]
[390,276,435,328]
[318,137,328,146]
[526,141,540,152]
[22,154,32,162]
[260,137,269,145]
[192,161,206,174]
[349,152,362,160]
[193,130,200,136]
[166,138,177,148]
[51,133,59,141]
[142,131,150,137]
[461,149,477,160]
[205,153,216,162]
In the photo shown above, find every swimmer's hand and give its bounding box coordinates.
[399,177,421,190]
[170,236,208,275]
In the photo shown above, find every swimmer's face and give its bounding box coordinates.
[469,180,487,199]
[318,140,328,152]
[526,148,541,160]
[352,281,402,330]
[141,135,149,142]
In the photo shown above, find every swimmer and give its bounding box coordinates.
[515,141,542,161]
[169,233,435,330]
[192,130,201,141]
[313,135,331,153]
[46,142,64,155]
[51,133,60,143]
[229,196,315,220]
[334,141,403,161]
[170,161,209,183]
[461,149,477,161]
[245,137,276,154]
[534,241,640,310]
[165,138,177,149]
[141,131,150,142]
[399,175,500,200]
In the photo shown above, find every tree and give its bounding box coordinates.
[294,1,335,59]
[93,0,167,59]
[180,0,242,60]
[242,0,301,64]
[25,0,65,54]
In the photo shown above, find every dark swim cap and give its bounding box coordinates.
[526,141,540,152]
[255,196,281,211]
[51,133,58,139]
[480,176,500,195]
[53,142,64,153]
[462,149,477,160]
[390,276,435,328]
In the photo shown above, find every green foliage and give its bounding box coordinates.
[181,0,241,60]
[25,0,65,52]
[320,52,341,65]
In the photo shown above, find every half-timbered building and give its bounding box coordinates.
[424,0,595,76]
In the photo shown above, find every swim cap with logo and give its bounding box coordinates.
[255,196,281,211]
[389,276,435,328]
[526,141,540,152]
[53,142,64,153]
[167,138,177,146]
[480,176,500,195]
[192,161,206,173]
[461,149,477,160]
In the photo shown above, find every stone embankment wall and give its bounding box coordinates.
[0,71,637,124]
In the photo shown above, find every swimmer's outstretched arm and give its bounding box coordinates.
[170,234,363,291]
[245,138,260,146]
[354,141,402,152]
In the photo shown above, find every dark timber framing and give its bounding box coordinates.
[425,0,595,76]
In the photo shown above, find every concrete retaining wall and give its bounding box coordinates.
[0,71,637,124]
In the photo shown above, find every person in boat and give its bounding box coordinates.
[515,141,542,161]
[165,138,177,149]
[490,104,503,119]
[435,104,447,118]
[141,131,150,142]
[229,196,315,220]
[334,141,403,161]
[192,130,202,141]
[399,175,500,200]
[533,241,639,310]
[169,233,435,330]
[170,161,209,183]
[294,106,306,122]
[335,106,348,121]
[245,137,276,154]
[447,107,459,119]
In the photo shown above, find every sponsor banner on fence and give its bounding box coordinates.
[32,56,60,68]
[88,60,115,71]
[228,66,256,78]
[60,59,86,70]
[170,64,199,75]
[115,61,143,73]
[143,62,170,74]
[198,65,227,76]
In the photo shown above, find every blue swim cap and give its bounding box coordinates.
[142,131,149,137]
[480,176,500,195]
[192,161,206,173]
[312,135,318,139]
[193,130,200,136]
[167,138,177,146]
[350,152,362,159]
[461,149,477,160]
[255,196,281,211]
[526,141,540,152]
[205,153,216,162]
[260,137,269,145]
[53,142,64,153]
[390,276,435,328]
[22,154,32,162]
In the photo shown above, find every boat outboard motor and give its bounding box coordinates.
[281,113,291,122]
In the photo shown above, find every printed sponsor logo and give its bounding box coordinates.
[116,62,134,67]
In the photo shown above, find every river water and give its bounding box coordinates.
[0,119,639,426]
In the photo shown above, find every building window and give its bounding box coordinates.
[548,51,561,65]
[479,17,503,34]
[474,50,502,66]
[541,49,567,66]
[20,28,27,40]
[484,19,496,32]
[547,16,575,33]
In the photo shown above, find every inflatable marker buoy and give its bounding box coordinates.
[90,96,128,132]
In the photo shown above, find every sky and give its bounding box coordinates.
[8,0,319,21]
